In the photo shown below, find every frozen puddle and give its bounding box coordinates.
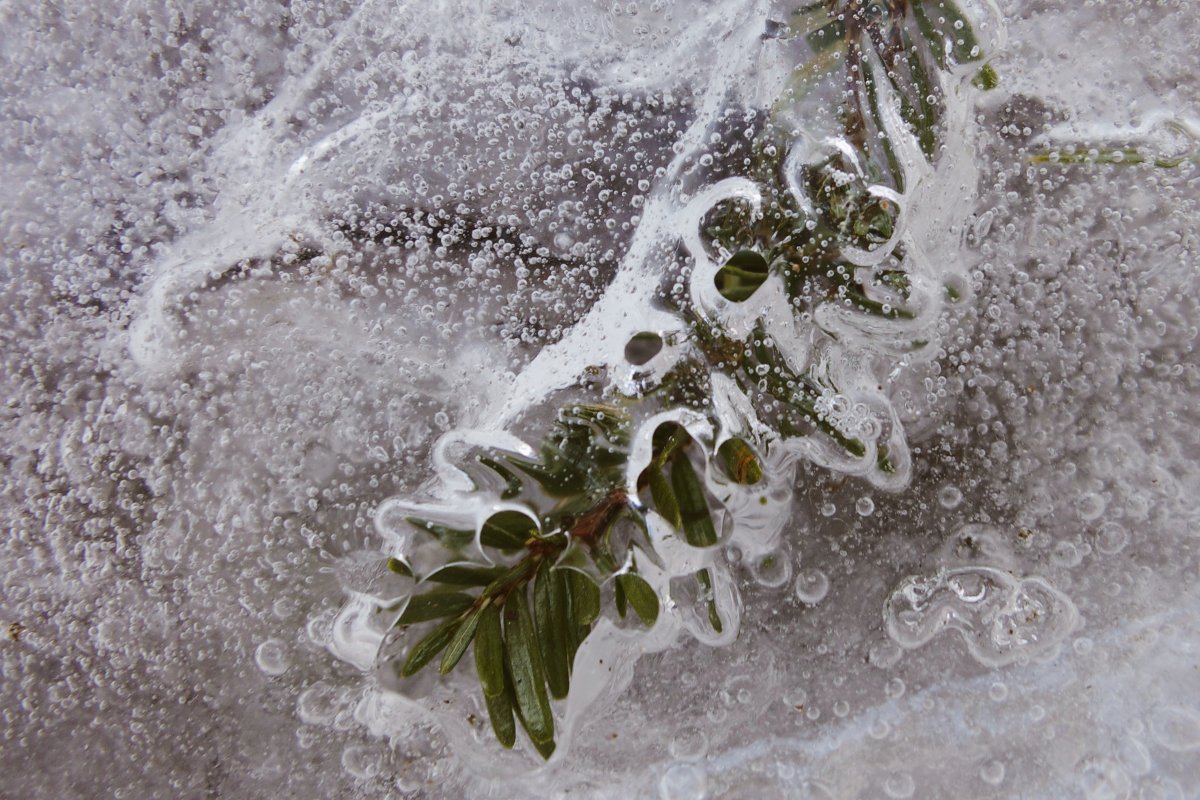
[885,563,1080,668]
[3,0,1200,799]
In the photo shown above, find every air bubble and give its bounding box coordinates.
[856,496,875,516]
[938,485,963,509]
[795,569,830,604]
[1096,522,1129,555]
[883,771,915,798]
[980,760,1005,786]
[660,763,707,800]
[254,639,289,676]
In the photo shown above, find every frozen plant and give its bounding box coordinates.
[371,0,998,759]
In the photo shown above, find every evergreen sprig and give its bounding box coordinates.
[378,0,996,758]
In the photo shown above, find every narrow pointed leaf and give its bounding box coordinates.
[717,438,763,485]
[670,453,719,548]
[386,557,413,577]
[697,569,724,633]
[567,570,600,627]
[482,672,516,748]
[400,616,460,677]
[504,456,586,497]
[534,562,570,699]
[648,465,682,529]
[477,455,524,500]
[530,735,556,761]
[503,588,554,746]
[397,591,474,625]
[616,574,659,627]
[426,563,507,586]
[475,603,506,698]
[614,576,628,619]
[439,604,484,674]
[406,517,474,550]
[480,510,537,551]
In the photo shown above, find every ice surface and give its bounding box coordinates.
[3,0,1200,798]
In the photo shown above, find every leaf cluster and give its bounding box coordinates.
[387,406,763,757]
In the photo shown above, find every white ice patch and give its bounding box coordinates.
[884,564,1079,667]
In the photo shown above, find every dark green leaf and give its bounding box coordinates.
[505,455,587,497]
[529,735,556,760]
[439,604,484,674]
[624,332,663,366]
[972,63,998,90]
[616,574,659,626]
[503,588,555,747]
[913,0,983,69]
[696,569,724,633]
[648,465,682,529]
[714,250,770,302]
[425,563,507,586]
[670,453,719,548]
[400,616,460,677]
[477,455,525,500]
[614,576,628,619]
[397,591,475,625]
[405,517,474,550]
[482,672,516,748]
[475,602,506,697]
[567,570,600,627]
[717,438,763,485]
[805,17,845,53]
[480,510,537,551]
[534,562,570,699]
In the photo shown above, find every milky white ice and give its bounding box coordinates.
[3,1,1200,799]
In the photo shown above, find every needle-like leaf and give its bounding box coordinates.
[426,564,507,586]
[400,616,461,677]
[439,604,484,674]
[480,510,536,551]
[534,561,571,699]
[670,452,718,548]
[616,574,659,627]
[397,591,475,625]
[503,586,555,750]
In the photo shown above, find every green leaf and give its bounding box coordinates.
[534,562,571,700]
[400,616,461,677]
[503,587,555,748]
[714,250,770,303]
[564,569,599,665]
[386,557,413,577]
[397,591,475,625]
[529,735,556,760]
[477,455,524,500]
[406,517,474,550]
[425,563,507,586]
[913,0,983,69]
[480,510,537,551]
[567,570,600,627]
[805,17,845,53]
[439,604,484,674]
[505,455,587,498]
[483,679,517,749]
[648,465,682,529]
[670,453,719,548]
[696,569,724,633]
[616,574,659,626]
[624,331,664,366]
[717,438,763,485]
[475,603,506,697]
[614,576,628,619]
[475,640,517,751]
[972,63,998,90]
